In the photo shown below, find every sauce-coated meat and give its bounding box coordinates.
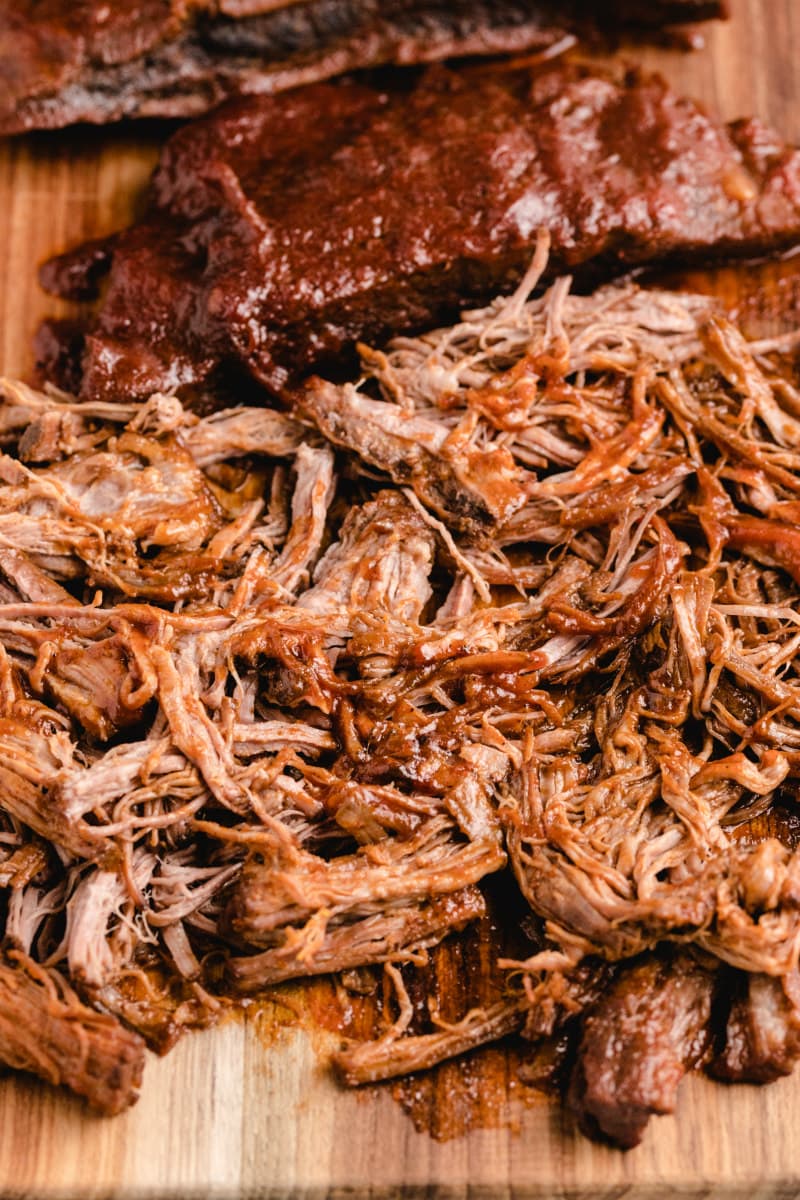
[41,60,800,402]
[567,954,715,1148]
[0,0,725,134]
[10,253,800,1142]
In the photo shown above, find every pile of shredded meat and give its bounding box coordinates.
[3,235,800,1146]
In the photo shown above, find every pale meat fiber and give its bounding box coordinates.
[3,243,800,1147]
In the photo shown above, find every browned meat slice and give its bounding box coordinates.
[0,1,564,135]
[712,969,800,1084]
[42,61,800,402]
[567,954,716,1148]
[0,953,145,1114]
[0,0,725,135]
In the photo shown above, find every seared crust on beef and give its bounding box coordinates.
[0,0,725,135]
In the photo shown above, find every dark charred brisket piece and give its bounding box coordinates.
[0,0,726,135]
[43,62,800,403]
[32,320,87,398]
[567,954,716,1149]
[605,0,725,24]
[0,0,567,135]
[711,969,800,1084]
[0,953,145,1114]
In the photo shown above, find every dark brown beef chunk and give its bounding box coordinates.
[42,63,800,403]
[32,319,86,396]
[35,237,116,305]
[0,954,145,1114]
[567,953,716,1148]
[0,0,725,135]
[0,0,564,134]
[712,969,800,1084]
[605,0,726,24]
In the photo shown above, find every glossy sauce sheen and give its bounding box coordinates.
[41,59,800,401]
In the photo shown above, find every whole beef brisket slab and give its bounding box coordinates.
[0,0,726,135]
[42,63,800,404]
[0,0,569,134]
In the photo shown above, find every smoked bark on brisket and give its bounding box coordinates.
[0,0,726,135]
[41,63,800,403]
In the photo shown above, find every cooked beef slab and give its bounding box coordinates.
[712,970,800,1083]
[0,0,726,135]
[42,62,800,403]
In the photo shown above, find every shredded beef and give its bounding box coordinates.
[7,243,800,1141]
[0,953,144,1114]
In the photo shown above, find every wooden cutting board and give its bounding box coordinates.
[1,1,800,1195]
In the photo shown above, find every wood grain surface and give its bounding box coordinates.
[1,1,800,1196]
